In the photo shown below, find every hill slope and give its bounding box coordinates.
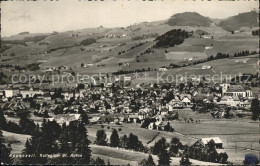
[219,11,258,31]
[167,12,212,27]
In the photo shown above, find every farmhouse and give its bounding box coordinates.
[192,137,223,149]
[205,46,213,50]
[83,63,94,68]
[158,67,168,72]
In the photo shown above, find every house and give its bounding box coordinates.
[53,114,81,125]
[124,76,132,82]
[83,64,94,68]
[158,68,167,72]
[4,89,14,98]
[216,96,240,107]
[148,122,155,130]
[20,88,43,98]
[220,83,230,93]
[205,46,213,50]
[170,96,183,109]
[202,35,211,39]
[89,116,101,124]
[128,114,139,123]
[192,137,223,149]
[245,88,253,98]
[43,94,52,101]
[224,85,246,98]
[179,94,192,106]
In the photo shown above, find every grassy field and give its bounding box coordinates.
[2,130,31,154]
[165,51,207,60]
[91,144,222,165]
[86,108,259,164]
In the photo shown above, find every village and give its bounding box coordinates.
[1,0,259,164]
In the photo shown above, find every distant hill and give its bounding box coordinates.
[167,12,212,27]
[219,11,258,31]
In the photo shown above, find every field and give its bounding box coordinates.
[165,51,207,60]
[2,130,31,154]
[85,109,259,164]
[91,144,222,165]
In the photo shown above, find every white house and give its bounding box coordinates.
[158,68,168,72]
[224,85,246,98]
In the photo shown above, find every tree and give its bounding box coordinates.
[141,118,150,128]
[75,122,91,164]
[126,133,143,151]
[0,108,7,129]
[164,121,171,131]
[179,156,191,166]
[120,134,128,148]
[218,152,228,163]
[110,129,120,147]
[0,130,13,164]
[251,98,260,120]
[152,137,168,155]
[158,148,171,166]
[19,114,36,135]
[139,154,155,166]
[43,110,49,118]
[169,144,178,157]
[205,139,218,162]
[90,157,105,165]
[59,124,71,157]
[147,154,155,166]
[95,130,107,146]
[81,112,89,124]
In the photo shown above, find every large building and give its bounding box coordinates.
[224,85,246,98]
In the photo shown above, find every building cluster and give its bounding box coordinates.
[0,77,259,126]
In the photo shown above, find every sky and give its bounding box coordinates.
[1,0,259,37]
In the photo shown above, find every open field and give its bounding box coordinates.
[2,130,31,154]
[91,144,222,165]
[165,51,207,60]
[85,108,259,164]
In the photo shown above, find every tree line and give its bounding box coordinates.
[21,120,92,165]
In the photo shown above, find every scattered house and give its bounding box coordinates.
[89,116,101,124]
[124,76,132,82]
[83,63,94,68]
[192,137,223,149]
[158,67,168,72]
[205,46,213,50]
[202,35,211,39]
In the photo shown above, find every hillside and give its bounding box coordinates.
[167,12,212,27]
[219,11,258,31]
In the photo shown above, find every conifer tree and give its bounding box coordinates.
[158,148,171,166]
[110,129,120,147]
[0,129,13,164]
[75,122,91,164]
[95,129,107,146]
